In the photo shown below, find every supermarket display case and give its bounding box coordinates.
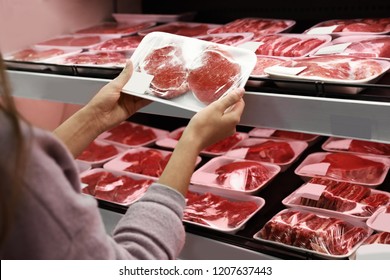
[4,0,390,259]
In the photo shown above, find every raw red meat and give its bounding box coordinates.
[258,209,369,255]
[139,45,189,99]
[93,36,143,51]
[39,36,101,47]
[64,51,127,65]
[75,22,152,35]
[81,171,112,195]
[320,153,386,184]
[204,133,242,153]
[77,141,118,162]
[143,23,211,37]
[341,37,390,59]
[279,56,384,80]
[313,18,390,33]
[244,140,295,164]
[188,46,241,105]
[363,232,390,245]
[215,161,270,191]
[104,122,157,146]
[209,18,291,39]
[271,130,317,141]
[251,56,285,76]
[198,34,246,46]
[122,150,171,177]
[10,48,65,61]
[254,35,326,57]
[349,139,390,156]
[184,191,258,228]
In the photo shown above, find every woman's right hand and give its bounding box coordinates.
[180,88,245,153]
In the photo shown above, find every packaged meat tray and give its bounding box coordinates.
[249,55,289,80]
[73,22,156,37]
[304,17,390,37]
[253,208,373,259]
[248,127,320,144]
[263,55,390,94]
[122,32,256,112]
[313,35,390,60]
[322,137,390,157]
[239,34,331,57]
[294,152,390,186]
[138,22,221,37]
[35,35,112,49]
[155,126,248,156]
[80,168,155,206]
[195,32,254,46]
[3,46,82,63]
[223,138,308,172]
[53,51,129,68]
[103,147,201,178]
[76,160,91,174]
[112,12,196,24]
[76,139,124,167]
[282,177,390,220]
[90,35,144,53]
[191,156,280,194]
[184,184,265,233]
[98,121,168,148]
[366,205,390,232]
[208,18,296,39]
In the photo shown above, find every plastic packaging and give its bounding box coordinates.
[73,22,155,37]
[253,208,373,259]
[138,22,221,37]
[191,156,280,194]
[112,12,196,24]
[248,127,320,143]
[295,152,390,186]
[322,137,390,157]
[53,51,129,68]
[76,139,124,167]
[196,32,254,46]
[90,35,144,53]
[3,46,82,63]
[35,35,112,49]
[122,32,256,112]
[184,184,265,233]
[282,177,390,220]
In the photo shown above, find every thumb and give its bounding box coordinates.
[215,88,245,111]
[113,60,133,88]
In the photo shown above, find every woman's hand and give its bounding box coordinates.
[85,60,152,134]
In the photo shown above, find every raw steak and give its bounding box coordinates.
[139,45,189,99]
[105,122,157,146]
[341,37,390,59]
[271,130,317,141]
[258,209,369,255]
[215,161,270,191]
[363,232,390,245]
[313,18,390,33]
[93,36,143,51]
[184,191,258,228]
[349,139,390,156]
[77,141,119,162]
[251,56,286,76]
[10,48,65,61]
[198,34,246,46]
[64,52,127,65]
[81,171,112,195]
[75,22,152,35]
[204,132,242,153]
[244,140,295,164]
[188,46,241,105]
[39,36,101,47]
[122,149,171,177]
[320,153,385,184]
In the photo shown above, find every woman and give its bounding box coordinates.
[0,55,245,259]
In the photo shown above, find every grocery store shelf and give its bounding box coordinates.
[8,70,390,143]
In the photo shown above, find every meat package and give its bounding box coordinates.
[250,56,288,79]
[366,205,390,232]
[122,32,256,112]
[184,184,265,233]
[314,35,390,60]
[91,35,144,52]
[241,34,331,57]
[112,12,196,24]
[305,17,390,36]
[76,140,123,167]
[104,147,201,178]
[363,232,390,245]
[208,18,296,39]
[138,22,221,37]
[191,156,280,194]
[156,126,248,156]
[295,152,390,186]
[253,208,372,258]
[282,177,390,220]
[224,138,308,171]
[264,55,390,94]
[73,22,155,37]
[80,168,154,206]
[36,35,107,49]
[98,121,168,148]
[3,46,80,62]
[55,51,129,67]
[322,137,390,157]
[196,32,254,46]
[248,127,320,143]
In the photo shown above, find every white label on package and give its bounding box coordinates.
[325,139,353,150]
[123,71,154,94]
[315,42,352,55]
[252,128,276,137]
[238,41,264,52]
[299,162,330,176]
[265,65,307,76]
[225,148,248,159]
[371,212,390,232]
[296,183,326,201]
[307,25,338,35]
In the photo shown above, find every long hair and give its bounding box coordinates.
[0,53,28,245]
